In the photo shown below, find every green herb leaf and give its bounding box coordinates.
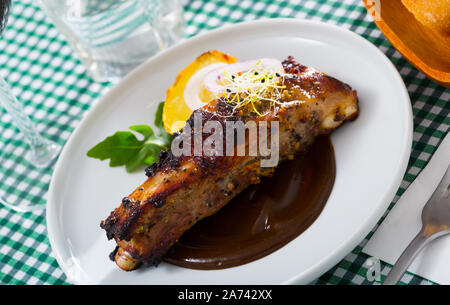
[154,102,164,129]
[143,154,158,165]
[87,101,173,173]
[154,101,173,145]
[129,124,154,139]
[86,131,143,167]
[125,143,160,172]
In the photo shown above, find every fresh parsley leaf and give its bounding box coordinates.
[87,102,173,173]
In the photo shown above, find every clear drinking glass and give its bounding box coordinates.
[0,0,60,212]
[37,0,185,82]
[0,77,61,212]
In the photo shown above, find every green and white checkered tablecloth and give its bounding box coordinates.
[0,0,448,285]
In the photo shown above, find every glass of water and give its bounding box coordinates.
[38,0,185,82]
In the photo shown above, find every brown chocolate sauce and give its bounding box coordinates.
[164,136,335,270]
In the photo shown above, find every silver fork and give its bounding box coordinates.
[383,164,450,285]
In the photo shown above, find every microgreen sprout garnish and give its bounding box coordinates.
[216,60,287,116]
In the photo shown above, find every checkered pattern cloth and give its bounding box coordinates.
[0,0,448,285]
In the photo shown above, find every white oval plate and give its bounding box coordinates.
[47,19,412,284]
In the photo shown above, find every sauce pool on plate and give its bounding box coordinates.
[164,136,336,269]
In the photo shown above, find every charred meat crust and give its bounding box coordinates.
[100,198,141,241]
[100,56,360,270]
[109,246,119,262]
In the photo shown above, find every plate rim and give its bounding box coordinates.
[46,18,413,284]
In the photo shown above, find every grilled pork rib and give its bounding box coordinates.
[100,57,359,271]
